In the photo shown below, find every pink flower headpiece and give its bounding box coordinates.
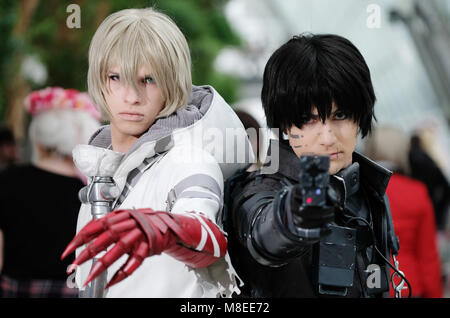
[24,87,101,120]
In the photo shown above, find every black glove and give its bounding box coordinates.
[283,184,338,243]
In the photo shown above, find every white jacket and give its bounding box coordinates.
[72,86,253,298]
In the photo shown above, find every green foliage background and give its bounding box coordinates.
[0,0,242,120]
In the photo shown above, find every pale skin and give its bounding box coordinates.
[287,103,359,175]
[105,66,165,153]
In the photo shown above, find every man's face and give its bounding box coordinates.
[104,65,165,150]
[287,103,358,175]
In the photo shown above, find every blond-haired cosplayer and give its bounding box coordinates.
[61,8,253,298]
[87,8,191,120]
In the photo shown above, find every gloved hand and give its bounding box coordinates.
[61,208,227,288]
[284,184,339,243]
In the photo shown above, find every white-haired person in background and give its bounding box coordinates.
[60,7,252,298]
[0,87,101,298]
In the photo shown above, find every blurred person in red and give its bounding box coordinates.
[365,125,443,298]
[0,87,101,298]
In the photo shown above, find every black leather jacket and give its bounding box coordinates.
[227,140,398,298]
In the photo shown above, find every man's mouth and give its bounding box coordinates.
[119,112,144,121]
[329,151,343,160]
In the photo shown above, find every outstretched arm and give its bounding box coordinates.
[232,182,335,267]
[64,147,229,289]
[62,208,227,288]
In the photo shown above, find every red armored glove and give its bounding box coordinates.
[61,208,227,288]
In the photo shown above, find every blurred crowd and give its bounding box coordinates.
[0,87,101,297]
[365,124,450,298]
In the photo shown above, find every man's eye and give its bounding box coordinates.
[334,111,347,120]
[108,75,120,81]
[302,115,318,124]
[143,77,154,84]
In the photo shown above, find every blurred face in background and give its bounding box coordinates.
[0,142,19,165]
[287,103,358,175]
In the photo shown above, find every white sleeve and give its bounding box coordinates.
[162,145,224,223]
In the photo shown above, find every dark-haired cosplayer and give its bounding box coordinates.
[226,34,406,298]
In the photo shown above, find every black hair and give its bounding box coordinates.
[261,34,376,138]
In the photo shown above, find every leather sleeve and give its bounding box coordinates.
[230,177,310,267]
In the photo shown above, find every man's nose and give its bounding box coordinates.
[123,85,141,104]
[318,121,337,147]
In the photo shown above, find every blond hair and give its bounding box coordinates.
[87,8,192,120]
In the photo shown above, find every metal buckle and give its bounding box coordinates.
[391,255,408,298]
